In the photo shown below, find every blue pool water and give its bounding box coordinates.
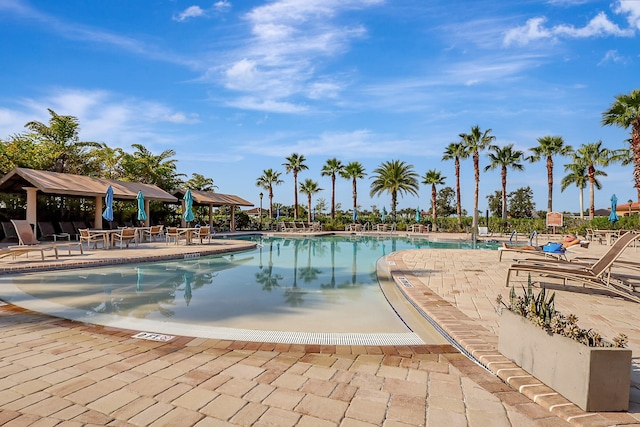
[0,235,498,340]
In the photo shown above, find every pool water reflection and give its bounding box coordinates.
[1,235,498,336]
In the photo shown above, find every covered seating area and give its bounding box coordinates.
[172,189,253,232]
[0,168,178,246]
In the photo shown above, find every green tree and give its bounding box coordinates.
[23,108,100,174]
[508,187,536,218]
[486,190,503,217]
[602,89,640,201]
[442,142,466,228]
[561,159,597,219]
[299,179,322,224]
[0,134,44,173]
[421,169,446,231]
[574,141,619,219]
[256,168,284,219]
[369,160,419,223]
[86,143,125,179]
[340,161,367,218]
[484,144,525,220]
[321,158,344,219]
[460,125,495,233]
[528,135,573,212]
[436,186,458,218]
[120,144,184,190]
[283,153,308,220]
[185,173,217,191]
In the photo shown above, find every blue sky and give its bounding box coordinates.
[1,0,639,215]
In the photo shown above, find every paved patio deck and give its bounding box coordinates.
[0,232,637,426]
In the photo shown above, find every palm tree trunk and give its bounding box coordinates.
[547,156,553,212]
[269,186,274,218]
[501,167,507,220]
[293,173,298,220]
[331,175,336,219]
[352,178,357,212]
[579,188,585,219]
[431,184,437,232]
[308,195,312,224]
[391,192,398,223]
[588,164,595,220]
[455,158,462,228]
[473,152,480,233]
[633,120,640,202]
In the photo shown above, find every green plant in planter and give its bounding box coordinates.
[497,274,627,348]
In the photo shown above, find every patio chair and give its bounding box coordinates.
[194,225,212,244]
[165,227,186,245]
[505,231,640,303]
[143,225,164,242]
[58,221,80,240]
[79,229,107,249]
[111,228,138,249]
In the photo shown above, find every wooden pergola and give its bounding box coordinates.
[173,189,253,231]
[0,167,177,228]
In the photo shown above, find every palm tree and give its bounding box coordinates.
[575,141,619,219]
[299,179,322,224]
[460,126,495,233]
[421,169,446,231]
[283,153,308,220]
[561,159,593,219]
[370,160,419,223]
[24,108,100,174]
[256,168,284,219]
[320,158,344,219]
[528,135,573,212]
[484,144,525,220]
[340,161,367,216]
[442,142,466,229]
[185,173,217,191]
[602,89,640,202]
[121,144,184,190]
[87,143,125,180]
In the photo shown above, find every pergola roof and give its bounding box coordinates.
[173,188,253,207]
[0,167,178,202]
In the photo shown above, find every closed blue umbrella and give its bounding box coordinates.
[609,194,619,225]
[415,206,420,222]
[381,206,387,222]
[183,189,195,222]
[276,206,281,220]
[136,191,147,221]
[102,185,114,222]
[353,209,358,222]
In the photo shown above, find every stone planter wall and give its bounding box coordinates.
[498,309,632,412]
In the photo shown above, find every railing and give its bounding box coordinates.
[529,230,538,247]
[363,222,371,231]
[509,230,517,245]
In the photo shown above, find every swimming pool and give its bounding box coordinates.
[0,235,497,344]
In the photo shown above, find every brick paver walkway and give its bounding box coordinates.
[0,232,637,426]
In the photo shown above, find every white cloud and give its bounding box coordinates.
[504,11,634,46]
[615,0,640,29]
[214,1,232,13]
[599,49,626,65]
[173,5,206,22]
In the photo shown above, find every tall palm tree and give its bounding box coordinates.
[24,108,99,174]
[340,161,367,216]
[283,153,308,220]
[370,160,419,223]
[320,158,344,219]
[299,179,322,224]
[442,142,466,229]
[421,169,446,231]
[460,126,495,233]
[528,135,573,212]
[575,141,618,219]
[121,144,184,190]
[602,89,640,202]
[256,168,284,219]
[484,144,525,220]
[561,159,593,219]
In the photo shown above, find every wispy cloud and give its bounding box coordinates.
[598,49,627,65]
[504,11,634,46]
[172,1,231,22]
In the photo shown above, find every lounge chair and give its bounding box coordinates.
[38,221,69,241]
[7,220,83,260]
[58,221,80,240]
[478,226,492,237]
[505,231,640,303]
[1,221,18,242]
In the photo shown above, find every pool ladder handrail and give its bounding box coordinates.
[529,230,538,247]
[509,230,517,245]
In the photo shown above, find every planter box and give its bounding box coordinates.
[499,309,631,411]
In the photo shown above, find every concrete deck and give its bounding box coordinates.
[0,232,637,426]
